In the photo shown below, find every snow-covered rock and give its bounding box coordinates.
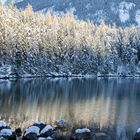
[71,128,91,140]
[137,128,140,133]
[0,129,13,137]
[134,128,140,140]
[38,137,47,140]
[55,120,67,129]
[33,121,46,131]
[38,137,53,140]
[75,128,91,134]
[40,125,53,134]
[46,137,53,140]
[0,128,16,140]
[40,125,54,138]
[0,121,6,128]
[24,126,40,136]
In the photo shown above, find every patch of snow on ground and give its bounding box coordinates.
[75,128,90,134]
[135,10,140,27]
[25,126,40,136]
[40,125,53,134]
[118,1,135,23]
[0,129,13,136]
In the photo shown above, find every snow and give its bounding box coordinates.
[67,7,76,14]
[137,128,140,133]
[55,120,67,127]
[135,10,140,27]
[24,126,40,136]
[14,0,24,3]
[93,10,107,23]
[110,2,118,15]
[46,137,53,140]
[75,128,91,134]
[0,129,13,136]
[38,137,47,140]
[38,137,53,140]
[0,65,12,78]
[40,125,53,134]
[0,121,6,127]
[118,1,135,23]
[38,8,48,13]
[117,66,130,75]
[0,5,140,78]
[86,3,92,10]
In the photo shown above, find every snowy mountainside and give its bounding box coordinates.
[13,0,140,27]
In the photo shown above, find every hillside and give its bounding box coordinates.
[13,0,140,27]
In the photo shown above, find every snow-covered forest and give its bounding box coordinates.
[0,4,140,77]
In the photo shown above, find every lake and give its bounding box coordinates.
[0,78,140,139]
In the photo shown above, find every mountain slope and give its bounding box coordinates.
[13,0,140,27]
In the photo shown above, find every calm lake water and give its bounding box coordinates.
[0,78,140,139]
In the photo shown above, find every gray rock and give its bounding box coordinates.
[134,133,140,140]
[0,128,16,140]
[33,121,46,131]
[40,125,54,138]
[71,128,91,140]
[93,132,110,140]
[55,120,67,129]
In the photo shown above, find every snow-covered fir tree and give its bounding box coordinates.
[0,4,140,77]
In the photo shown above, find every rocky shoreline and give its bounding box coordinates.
[0,120,139,140]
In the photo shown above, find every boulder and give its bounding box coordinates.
[0,121,7,131]
[38,137,47,140]
[93,132,110,140]
[33,121,46,131]
[71,128,91,140]
[55,120,67,129]
[40,125,54,138]
[0,128,16,140]
[23,126,40,140]
[15,128,22,137]
[23,133,38,140]
[38,137,54,140]
[134,128,140,140]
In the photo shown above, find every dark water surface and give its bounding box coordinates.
[0,78,140,139]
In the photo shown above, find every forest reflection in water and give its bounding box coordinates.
[0,78,140,139]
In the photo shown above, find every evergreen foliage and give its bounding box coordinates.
[0,5,140,76]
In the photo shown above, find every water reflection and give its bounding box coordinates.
[0,78,140,139]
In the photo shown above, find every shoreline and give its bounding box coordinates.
[0,120,137,140]
[1,74,140,80]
